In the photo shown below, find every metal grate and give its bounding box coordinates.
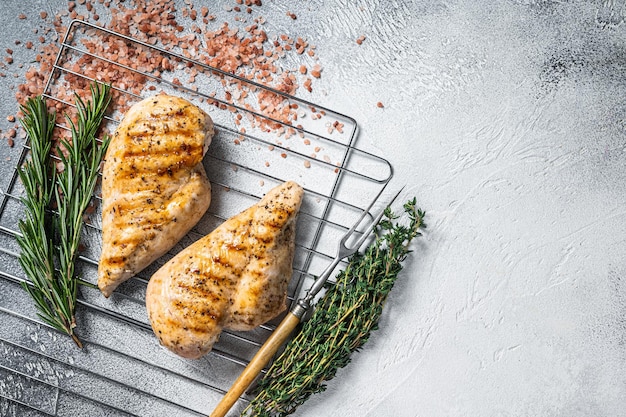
[0,20,392,416]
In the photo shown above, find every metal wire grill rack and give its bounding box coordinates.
[0,20,392,416]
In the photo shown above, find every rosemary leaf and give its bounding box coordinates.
[243,198,426,416]
[17,83,111,347]
[17,95,59,332]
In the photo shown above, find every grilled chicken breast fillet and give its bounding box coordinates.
[98,94,214,297]
[146,181,304,359]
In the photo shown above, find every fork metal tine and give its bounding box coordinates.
[297,185,405,311]
[343,180,390,237]
[344,185,406,253]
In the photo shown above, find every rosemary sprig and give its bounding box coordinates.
[17,96,58,336]
[17,83,111,347]
[243,199,426,416]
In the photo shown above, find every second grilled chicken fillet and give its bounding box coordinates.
[146,181,304,359]
[98,94,214,297]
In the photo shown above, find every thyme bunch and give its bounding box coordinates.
[243,198,426,416]
[17,83,111,347]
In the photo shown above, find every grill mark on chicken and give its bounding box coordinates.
[107,202,177,225]
[121,135,204,160]
[146,181,304,359]
[174,282,229,313]
[97,94,214,297]
[115,152,204,182]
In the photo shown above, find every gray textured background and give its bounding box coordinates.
[0,1,625,416]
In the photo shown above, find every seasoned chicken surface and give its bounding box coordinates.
[98,94,214,297]
[146,181,304,359]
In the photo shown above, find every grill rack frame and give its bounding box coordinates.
[0,19,393,416]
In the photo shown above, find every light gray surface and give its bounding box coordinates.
[0,1,625,416]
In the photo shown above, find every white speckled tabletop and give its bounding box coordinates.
[0,1,625,416]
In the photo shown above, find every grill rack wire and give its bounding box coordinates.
[0,20,393,416]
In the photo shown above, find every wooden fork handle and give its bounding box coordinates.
[210,311,301,417]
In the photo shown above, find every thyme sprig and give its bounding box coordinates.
[17,82,111,347]
[243,198,426,416]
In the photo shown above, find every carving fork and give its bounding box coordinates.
[210,185,404,417]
